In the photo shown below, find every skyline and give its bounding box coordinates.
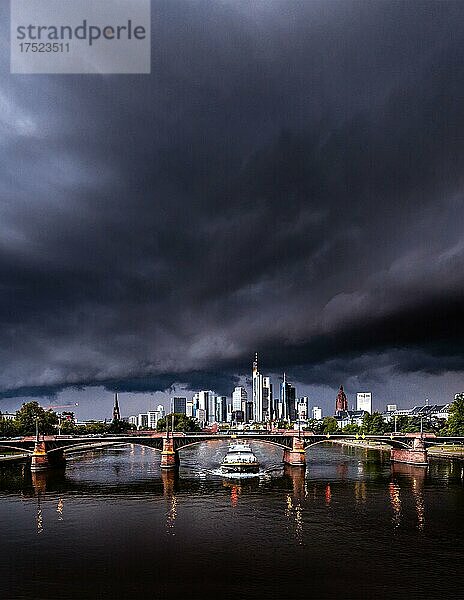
[0,353,460,422]
[1,1,464,415]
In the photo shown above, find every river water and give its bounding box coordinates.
[0,441,463,600]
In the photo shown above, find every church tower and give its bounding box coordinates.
[335,385,348,413]
[112,393,121,422]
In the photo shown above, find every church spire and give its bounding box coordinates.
[112,393,121,422]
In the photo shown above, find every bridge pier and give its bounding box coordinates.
[390,437,428,466]
[160,437,179,469]
[31,442,66,472]
[31,441,49,472]
[283,437,306,467]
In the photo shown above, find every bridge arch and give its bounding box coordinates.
[175,437,290,452]
[0,443,33,454]
[302,438,409,450]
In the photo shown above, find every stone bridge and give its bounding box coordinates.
[1,430,462,471]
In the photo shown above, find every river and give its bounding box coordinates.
[0,441,463,599]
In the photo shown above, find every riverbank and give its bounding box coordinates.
[0,453,30,463]
[428,446,464,461]
[335,439,464,460]
[334,439,391,451]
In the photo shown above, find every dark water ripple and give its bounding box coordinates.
[0,441,463,600]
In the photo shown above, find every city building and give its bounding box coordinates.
[231,410,245,424]
[297,397,309,419]
[335,385,348,413]
[262,376,273,421]
[138,413,148,429]
[252,354,273,422]
[186,398,194,417]
[391,404,450,421]
[147,410,158,429]
[232,386,252,424]
[215,396,228,423]
[170,397,187,415]
[112,393,121,422]
[232,386,247,411]
[194,391,216,424]
[312,406,323,420]
[335,410,366,428]
[128,415,138,427]
[280,373,297,421]
[386,404,398,413]
[356,392,372,414]
[157,404,166,418]
[0,412,16,421]
[196,408,206,427]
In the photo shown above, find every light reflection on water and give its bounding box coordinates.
[0,442,463,600]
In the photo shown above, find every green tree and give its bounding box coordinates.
[343,423,360,433]
[15,401,59,435]
[321,416,339,434]
[108,419,133,434]
[304,418,323,433]
[0,417,20,437]
[156,413,201,432]
[360,412,386,434]
[445,393,464,436]
[81,421,108,434]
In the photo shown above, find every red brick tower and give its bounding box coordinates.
[335,385,348,412]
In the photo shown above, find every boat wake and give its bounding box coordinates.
[207,467,266,479]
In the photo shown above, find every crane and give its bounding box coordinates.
[45,402,79,410]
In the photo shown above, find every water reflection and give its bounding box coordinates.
[388,482,401,528]
[222,480,242,507]
[283,466,306,544]
[161,469,178,534]
[325,483,332,505]
[354,481,367,504]
[57,498,64,520]
[391,463,427,531]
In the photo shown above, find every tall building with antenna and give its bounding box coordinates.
[252,353,261,422]
[252,353,273,422]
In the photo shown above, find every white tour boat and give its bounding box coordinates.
[221,441,260,474]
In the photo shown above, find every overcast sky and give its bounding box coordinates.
[1,1,463,419]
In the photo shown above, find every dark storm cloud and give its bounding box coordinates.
[1,0,464,400]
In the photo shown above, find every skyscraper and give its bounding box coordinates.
[215,396,228,423]
[170,397,187,414]
[252,353,272,422]
[232,386,247,411]
[112,393,121,422]
[335,385,348,413]
[280,373,296,421]
[195,391,216,424]
[262,376,273,421]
